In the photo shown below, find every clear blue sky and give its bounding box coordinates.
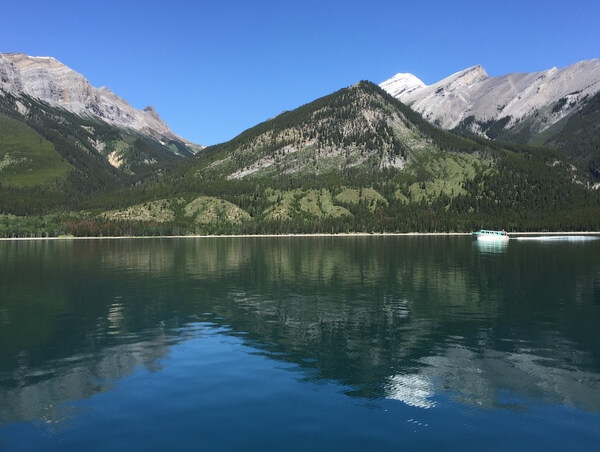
[2,0,599,145]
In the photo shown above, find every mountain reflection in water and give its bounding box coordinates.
[1,236,600,430]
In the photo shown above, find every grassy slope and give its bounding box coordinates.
[263,189,351,220]
[185,196,251,224]
[0,115,71,187]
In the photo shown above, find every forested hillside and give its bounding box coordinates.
[540,92,600,181]
[453,92,600,184]
[0,90,195,214]
[1,81,599,236]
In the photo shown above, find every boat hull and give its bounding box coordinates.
[474,234,509,242]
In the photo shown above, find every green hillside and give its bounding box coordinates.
[0,116,71,187]
[72,82,600,235]
[1,81,599,236]
[541,92,600,181]
[0,90,196,214]
[191,81,483,181]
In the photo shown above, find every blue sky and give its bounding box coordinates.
[2,0,599,145]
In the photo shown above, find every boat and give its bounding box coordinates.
[472,229,509,241]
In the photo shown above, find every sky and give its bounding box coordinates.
[2,0,599,145]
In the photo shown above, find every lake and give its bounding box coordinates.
[1,236,600,450]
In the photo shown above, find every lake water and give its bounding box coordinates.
[1,236,600,450]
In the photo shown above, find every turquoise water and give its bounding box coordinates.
[1,236,599,450]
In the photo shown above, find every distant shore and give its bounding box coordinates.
[1,231,600,241]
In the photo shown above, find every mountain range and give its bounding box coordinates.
[1,53,599,235]
[380,60,600,146]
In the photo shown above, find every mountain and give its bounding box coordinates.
[379,72,425,98]
[140,81,597,234]
[0,53,202,199]
[380,60,600,143]
[0,53,199,147]
[1,61,599,234]
[0,53,206,214]
[541,91,600,178]
[191,81,484,181]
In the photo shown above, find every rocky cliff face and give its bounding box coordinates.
[0,53,190,144]
[380,60,600,140]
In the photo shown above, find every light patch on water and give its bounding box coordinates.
[474,240,508,254]
[385,374,436,408]
[107,302,124,335]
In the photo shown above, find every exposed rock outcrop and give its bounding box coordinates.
[0,52,195,145]
[381,59,600,138]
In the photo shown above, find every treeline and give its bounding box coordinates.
[3,155,599,237]
[3,158,599,237]
[0,92,187,195]
[2,80,600,237]
[4,203,598,239]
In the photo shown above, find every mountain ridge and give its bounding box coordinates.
[190,81,487,184]
[0,52,200,149]
[1,54,599,234]
[380,59,600,137]
[0,52,206,203]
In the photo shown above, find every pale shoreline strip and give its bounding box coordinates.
[1,231,600,241]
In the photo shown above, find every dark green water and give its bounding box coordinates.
[1,236,600,450]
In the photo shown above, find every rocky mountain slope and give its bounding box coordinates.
[1,55,599,233]
[148,81,598,234]
[0,53,205,210]
[0,53,197,147]
[192,81,485,182]
[380,59,600,142]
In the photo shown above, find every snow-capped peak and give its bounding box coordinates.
[379,72,425,98]
[380,60,600,133]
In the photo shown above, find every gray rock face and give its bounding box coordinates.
[0,53,188,143]
[381,59,600,138]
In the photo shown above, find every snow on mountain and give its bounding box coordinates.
[0,52,193,145]
[379,72,425,98]
[381,59,600,136]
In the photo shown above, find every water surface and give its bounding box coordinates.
[1,236,599,450]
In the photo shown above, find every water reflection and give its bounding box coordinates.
[0,236,599,428]
[473,239,508,254]
[0,333,172,424]
[386,374,436,409]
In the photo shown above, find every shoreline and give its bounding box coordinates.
[1,231,600,241]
